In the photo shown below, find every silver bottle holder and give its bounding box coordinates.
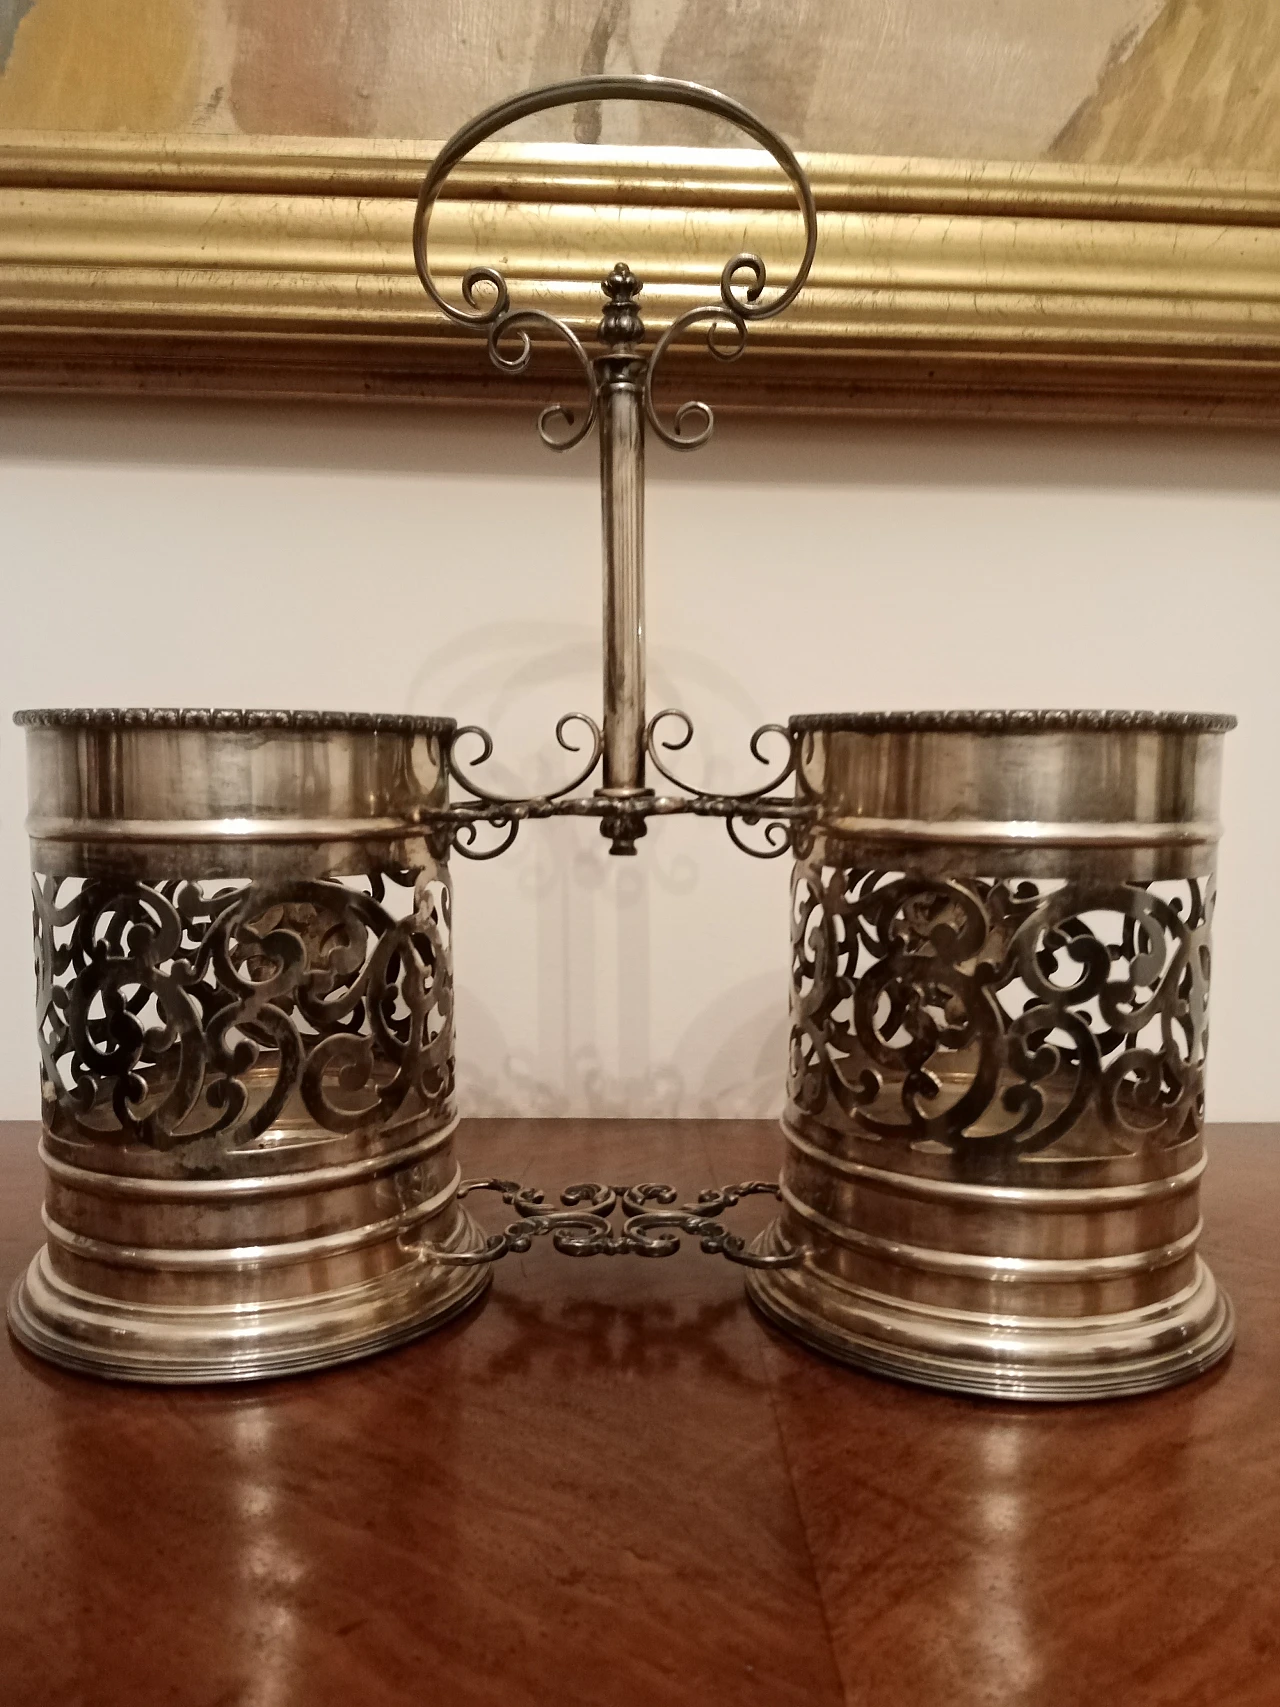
[747,710,1237,1401]
[4,82,1244,1405]
[8,709,491,1383]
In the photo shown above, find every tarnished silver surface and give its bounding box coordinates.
[747,710,1238,1401]
[454,1179,802,1266]
[8,88,1245,1412]
[9,709,491,1384]
[599,343,647,800]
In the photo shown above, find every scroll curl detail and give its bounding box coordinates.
[488,310,599,450]
[646,709,798,801]
[449,1178,803,1267]
[642,306,748,450]
[445,713,604,807]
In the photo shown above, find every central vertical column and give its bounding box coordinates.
[599,369,646,797]
[593,263,651,853]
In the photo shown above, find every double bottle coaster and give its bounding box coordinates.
[9,77,1237,1402]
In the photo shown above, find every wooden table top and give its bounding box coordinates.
[1,1118,1276,1707]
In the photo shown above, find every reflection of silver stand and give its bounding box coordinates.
[411,74,818,860]
[8,76,1238,1401]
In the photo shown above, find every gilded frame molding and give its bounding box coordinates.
[3,132,1280,424]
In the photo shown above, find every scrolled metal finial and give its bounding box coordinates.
[413,73,818,451]
[599,263,644,348]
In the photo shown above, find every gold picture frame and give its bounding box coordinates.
[3,130,1279,424]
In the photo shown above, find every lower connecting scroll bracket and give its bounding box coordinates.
[438,1179,804,1269]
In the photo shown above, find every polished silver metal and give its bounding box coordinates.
[9,709,492,1382]
[411,72,819,360]
[746,710,1238,1401]
[599,355,647,799]
[9,88,1243,1408]
[411,73,819,854]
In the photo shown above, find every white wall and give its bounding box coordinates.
[1,398,1276,1120]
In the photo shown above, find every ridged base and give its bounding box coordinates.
[7,1224,492,1384]
[745,1224,1235,1402]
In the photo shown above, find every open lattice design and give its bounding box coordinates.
[789,862,1213,1161]
[33,869,454,1154]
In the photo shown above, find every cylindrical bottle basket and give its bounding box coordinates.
[8,709,490,1383]
[748,710,1237,1401]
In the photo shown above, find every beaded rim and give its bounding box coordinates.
[789,710,1236,735]
[14,708,456,735]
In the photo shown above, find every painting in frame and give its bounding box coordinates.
[1,0,1279,423]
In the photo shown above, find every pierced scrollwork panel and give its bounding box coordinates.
[33,868,455,1154]
[788,862,1214,1161]
[449,1179,802,1268]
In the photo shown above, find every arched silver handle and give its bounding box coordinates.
[412,73,818,450]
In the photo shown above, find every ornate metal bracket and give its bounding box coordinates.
[421,713,813,862]
[412,74,818,859]
[440,1179,804,1268]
